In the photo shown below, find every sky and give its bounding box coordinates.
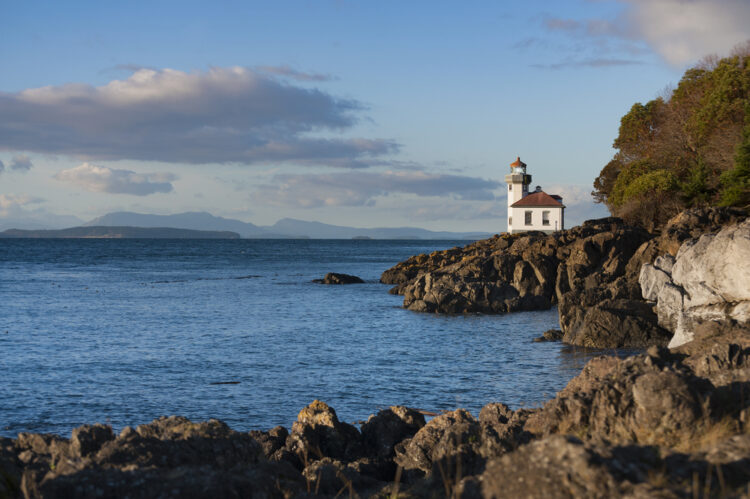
[1,0,749,232]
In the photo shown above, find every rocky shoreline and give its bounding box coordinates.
[3,319,749,498]
[4,207,750,498]
[382,207,748,349]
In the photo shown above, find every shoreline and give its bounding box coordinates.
[4,321,749,497]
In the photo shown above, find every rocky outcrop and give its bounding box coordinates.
[9,416,304,499]
[384,217,664,347]
[641,218,750,348]
[313,272,364,284]
[383,207,747,349]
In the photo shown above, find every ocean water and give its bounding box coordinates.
[0,239,615,437]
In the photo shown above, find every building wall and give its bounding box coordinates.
[509,206,563,234]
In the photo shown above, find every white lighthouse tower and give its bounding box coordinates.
[505,157,531,231]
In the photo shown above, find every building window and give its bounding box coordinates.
[542,211,550,226]
[524,211,532,225]
[508,217,512,226]
[509,184,512,191]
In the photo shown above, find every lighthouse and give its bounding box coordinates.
[505,157,565,234]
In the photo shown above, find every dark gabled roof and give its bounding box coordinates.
[511,191,564,208]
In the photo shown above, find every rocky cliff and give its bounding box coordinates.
[641,218,750,348]
[382,207,747,348]
[3,323,749,498]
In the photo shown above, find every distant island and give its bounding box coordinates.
[1,210,495,239]
[0,226,241,239]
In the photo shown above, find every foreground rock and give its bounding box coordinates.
[382,207,747,349]
[641,218,750,348]
[313,272,365,284]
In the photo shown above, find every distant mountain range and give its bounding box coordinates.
[0,226,240,239]
[83,211,493,239]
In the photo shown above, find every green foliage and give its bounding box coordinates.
[613,99,664,160]
[623,170,678,201]
[609,160,655,208]
[689,56,750,143]
[719,121,750,207]
[680,161,712,206]
[593,44,750,228]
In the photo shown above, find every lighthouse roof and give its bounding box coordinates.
[511,190,564,208]
[510,156,526,168]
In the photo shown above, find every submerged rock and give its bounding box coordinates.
[532,329,563,342]
[313,272,364,284]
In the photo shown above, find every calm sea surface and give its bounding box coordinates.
[0,239,618,437]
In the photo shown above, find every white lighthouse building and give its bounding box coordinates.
[505,157,565,234]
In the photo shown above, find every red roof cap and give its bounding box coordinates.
[510,156,526,168]
[511,191,564,208]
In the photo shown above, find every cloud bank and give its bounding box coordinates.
[622,0,750,65]
[55,163,177,196]
[255,171,501,208]
[0,67,398,167]
[541,0,750,67]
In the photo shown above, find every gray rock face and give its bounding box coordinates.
[640,219,750,347]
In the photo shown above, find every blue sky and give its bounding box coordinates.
[1,0,749,231]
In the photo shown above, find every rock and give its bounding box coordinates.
[524,351,714,448]
[301,457,382,496]
[285,400,364,463]
[0,437,21,498]
[71,423,114,458]
[562,298,671,348]
[15,416,304,499]
[312,272,364,284]
[533,329,563,342]
[35,461,305,499]
[480,436,629,498]
[394,409,486,478]
[249,425,288,459]
[360,406,425,460]
[641,218,750,348]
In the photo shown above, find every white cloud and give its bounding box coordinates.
[621,0,750,65]
[542,1,750,67]
[254,171,501,208]
[0,67,398,166]
[54,163,177,196]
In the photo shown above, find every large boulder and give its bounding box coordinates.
[360,406,425,460]
[561,298,671,348]
[285,400,364,463]
[480,436,647,498]
[640,218,750,347]
[524,348,715,449]
[394,409,486,477]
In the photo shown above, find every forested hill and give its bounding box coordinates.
[593,42,750,230]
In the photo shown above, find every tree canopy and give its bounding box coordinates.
[593,43,750,230]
